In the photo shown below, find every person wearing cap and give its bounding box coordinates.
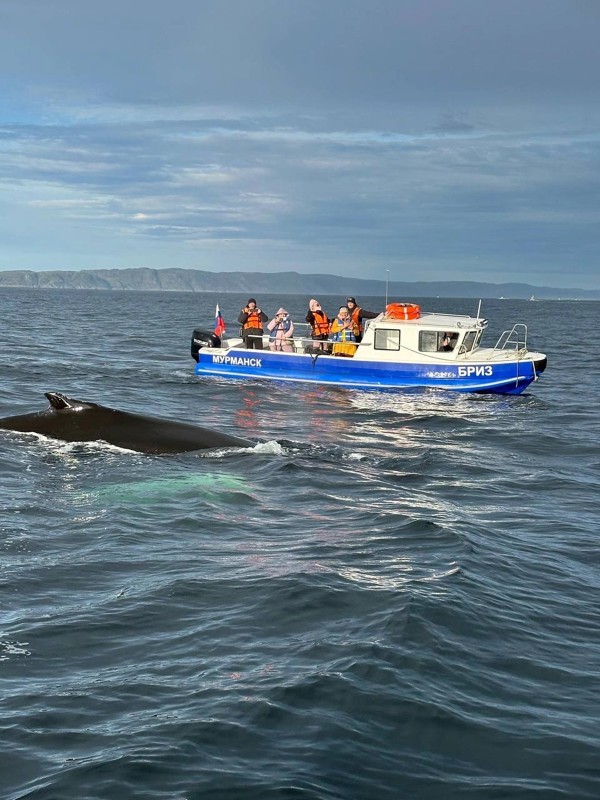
[267,307,295,352]
[305,298,331,351]
[238,298,268,349]
[345,297,379,342]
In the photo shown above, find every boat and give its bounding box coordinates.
[190,303,547,395]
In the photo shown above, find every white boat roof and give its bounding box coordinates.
[375,311,487,329]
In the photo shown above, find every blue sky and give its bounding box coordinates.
[0,0,599,288]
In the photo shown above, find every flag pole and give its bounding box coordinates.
[214,303,226,339]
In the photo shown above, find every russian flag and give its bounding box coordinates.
[214,303,226,337]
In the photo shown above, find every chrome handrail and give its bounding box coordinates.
[493,324,528,353]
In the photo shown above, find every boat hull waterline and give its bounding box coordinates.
[194,348,546,395]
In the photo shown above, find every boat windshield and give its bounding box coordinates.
[459,330,481,354]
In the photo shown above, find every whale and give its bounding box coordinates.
[82,473,250,504]
[0,392,254,454]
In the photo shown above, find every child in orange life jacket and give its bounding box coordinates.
[330,306,359,357]
[238,298,268,350]
[305,298,331,352]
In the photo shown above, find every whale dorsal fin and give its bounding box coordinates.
[45,392,77,410]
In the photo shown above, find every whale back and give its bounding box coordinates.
[0,393,253,453]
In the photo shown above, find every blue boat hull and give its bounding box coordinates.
[195,349,541,395]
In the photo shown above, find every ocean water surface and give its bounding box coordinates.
[0,289,598,799]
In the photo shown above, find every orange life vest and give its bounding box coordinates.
[310,310,330,337]
[243,309,264,330]
[348,307,363,336]
[330,317,357,342]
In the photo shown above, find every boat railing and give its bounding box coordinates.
[240,322,373,353]
[492,324,528,355]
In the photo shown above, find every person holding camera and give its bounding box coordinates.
[330,306,359,357]
[267,307,294,352]
[238,298,268,349]
[305,298,330,351]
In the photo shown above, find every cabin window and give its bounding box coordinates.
[374,328,401,350]
[419,331,439,352]
[418,331,444,352]
[419,331,459,352]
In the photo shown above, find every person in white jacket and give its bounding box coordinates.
[267,307,295,352]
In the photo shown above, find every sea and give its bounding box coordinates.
[0,288,598,800]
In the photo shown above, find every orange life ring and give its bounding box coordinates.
[385,302,421,320]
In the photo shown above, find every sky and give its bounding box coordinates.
[0,0,599,288]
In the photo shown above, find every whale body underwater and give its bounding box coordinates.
[0,392,254,454]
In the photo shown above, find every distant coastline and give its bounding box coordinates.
[0,267,597,300]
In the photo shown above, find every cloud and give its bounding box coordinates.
[2,0,599,109]
[0,1,598,286]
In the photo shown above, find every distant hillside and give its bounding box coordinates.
[0,268,597,300]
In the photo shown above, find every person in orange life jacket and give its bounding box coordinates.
[305,298,331,351]
[345,297,379,342]
[238,298,268,350]
[267,307,294,352]
[330,306,359,357]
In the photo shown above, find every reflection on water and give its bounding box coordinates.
[346,386,521,418]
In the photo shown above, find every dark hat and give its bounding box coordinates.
[346,297,356,304]
[247,297,257,305]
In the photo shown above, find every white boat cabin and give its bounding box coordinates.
[220,310,529,365]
